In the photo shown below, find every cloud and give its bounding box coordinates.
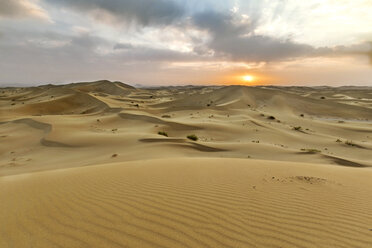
[45,0,185,26]
[0,0,50,20]
[334,42,372,65]
[192,11,316,62]
[0,28,203,85]
[113,43,133,50]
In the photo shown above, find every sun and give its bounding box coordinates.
[243,75,254,82]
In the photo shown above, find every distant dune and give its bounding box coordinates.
[1,81,372,247]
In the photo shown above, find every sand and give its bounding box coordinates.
[1,80,372,247]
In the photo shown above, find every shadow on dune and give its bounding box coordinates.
[139,138,227,152]
[0,118,74,148]
[119,113,202,130]
[322,155,368,168]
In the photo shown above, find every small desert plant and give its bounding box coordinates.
[268,116,276,120]
[301,148,321,154]
[345,140,356,147]
[336,139,342,143]
[187,134,198,141]
[161,115,171,118]
[320,96,326,99]
[158,131,168,137]
[300,114,304,117]
[293,126,302,131]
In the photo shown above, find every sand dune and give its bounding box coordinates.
[2,81,371,175]
[1,158,372,248]
[1,81,372,247]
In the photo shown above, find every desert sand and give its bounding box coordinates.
[1,80,372,247]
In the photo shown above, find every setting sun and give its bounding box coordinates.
[243,75,254,82]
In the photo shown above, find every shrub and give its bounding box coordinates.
[293,126,302,131]
[301,148,321,154]
[345,140,356,147]
[158,131,168,137]
[187,134,198,141]
[161,115,171,118]
[268,116,276,120]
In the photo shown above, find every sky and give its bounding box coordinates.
[0,0,372,86]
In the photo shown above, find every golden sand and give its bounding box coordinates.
[1,81,372,247]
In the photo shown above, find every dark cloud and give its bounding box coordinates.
[0,0,26,17]
[45,0,185,26]
[113,43,133,50]
[0,0,48,19]
[112,42,196,61]
[302,41,372,66]
[0,28,202,85]
[116,46,195,62]
[192,11,315,62]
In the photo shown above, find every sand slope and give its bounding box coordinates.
[1,82,372,175]
[1,82,372,247]
[1,158,372,248]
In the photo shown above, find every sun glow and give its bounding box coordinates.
[243,75,254,82]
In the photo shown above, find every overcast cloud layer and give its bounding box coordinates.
[0,0,371,86]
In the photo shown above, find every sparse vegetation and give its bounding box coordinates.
[161,115,171,118]
[158,131,168,137]
[320,96,326,99]
[300,114,304,117]
[187,134,198,141]
[267,116,276,120]
[301,148,321,154]
[345,140,356,147]
[336,139,342,143]
[293,126,302,131]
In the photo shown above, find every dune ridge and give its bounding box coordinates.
[1,81,372,176]
[1,81,372,247]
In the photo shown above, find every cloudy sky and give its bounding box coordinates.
[0,0,372,86]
